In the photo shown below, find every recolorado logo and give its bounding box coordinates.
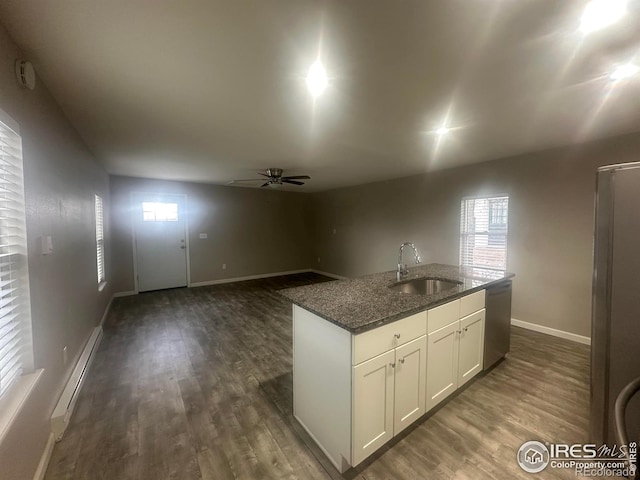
[517,441,637,477]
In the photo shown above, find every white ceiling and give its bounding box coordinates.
[1,0,640,192]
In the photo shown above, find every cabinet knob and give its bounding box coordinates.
[399,358,405,364]
[394,333,401,339]
[463,327,468,332]
[389,362,396,369]
[457,330,462,334]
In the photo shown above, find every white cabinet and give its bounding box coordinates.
[426,321,459,411]
[393,336,427,435]
[353,333,427,466]
[458,309,485,387]
[353,312,426,364]
[292,288,487,473]
[426,300,486,412]
[352,350,395,466]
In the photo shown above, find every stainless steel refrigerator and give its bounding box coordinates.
[591,162,640,446]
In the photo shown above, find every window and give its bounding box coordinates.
[95,195,105,285]
[142,202,178,222]
[0,110,33,399]
[487,197,508,246]
[460,195,509,270]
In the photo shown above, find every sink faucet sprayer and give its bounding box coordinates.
[397,242,422,281]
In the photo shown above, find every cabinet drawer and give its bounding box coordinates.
[427,300,460,334]
[353,312,427,365]
[459,290,485,318]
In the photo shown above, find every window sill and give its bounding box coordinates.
[98,281,107,292]
[0,369,44,444]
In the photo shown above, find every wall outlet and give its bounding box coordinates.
[199,233,208,239]
[222,263,227,270]
[62,346,68,365]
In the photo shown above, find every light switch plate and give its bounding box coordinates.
[41,235,53,255]
[199,233,208,239]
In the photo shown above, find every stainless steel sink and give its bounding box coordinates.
[388,277,462,295]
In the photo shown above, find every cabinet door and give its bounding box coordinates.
[352,350,395,466]
[458,309,485,387]
[426,321,459,411]
[394,335,427,435]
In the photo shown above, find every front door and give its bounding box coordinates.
[133,193,188,292]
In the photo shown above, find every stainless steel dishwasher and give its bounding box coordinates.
[484,280,512,370]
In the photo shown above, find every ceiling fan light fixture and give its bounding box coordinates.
[230,169,311,188]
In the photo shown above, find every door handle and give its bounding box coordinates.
[180,246,186,250]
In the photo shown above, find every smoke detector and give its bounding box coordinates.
[15,60,36,90]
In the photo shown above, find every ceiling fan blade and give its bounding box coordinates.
[282,179,304,185]
[228,179,264,184]
[261,182,271,187]
[282,175,311,180]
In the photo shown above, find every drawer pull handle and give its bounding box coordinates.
[394,333,401,339]
[399,358,405,364]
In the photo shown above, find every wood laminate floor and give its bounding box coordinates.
[45,273,590,480]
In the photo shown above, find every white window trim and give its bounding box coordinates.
[0,369,42,444]
[459,194,509,271]
[0,107,36,436]
[95,194,106,289]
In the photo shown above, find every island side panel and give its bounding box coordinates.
[293,305,352,471]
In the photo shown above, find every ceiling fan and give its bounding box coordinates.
[228,168,311,187]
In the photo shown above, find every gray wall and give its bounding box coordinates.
[311,132,640,338]
[110,175,314,292]
[0,25,112,480]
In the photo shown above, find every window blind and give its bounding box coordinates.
[0,113,31,399]
[95,195,105,284]
[460,195,509,270]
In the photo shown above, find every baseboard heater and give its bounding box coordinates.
[51,326,103,441]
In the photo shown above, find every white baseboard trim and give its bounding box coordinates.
[99,296,114,328]
[190,269,312,287]
[113,290,137,298]
[51,327,103,442]
[511,318,591,345]
[33,432,55,480]
[309,269,348,280]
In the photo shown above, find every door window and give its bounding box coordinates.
[142,202,178,222]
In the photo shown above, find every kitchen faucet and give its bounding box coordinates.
[397,242,422,280]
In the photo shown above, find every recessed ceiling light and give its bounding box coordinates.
[435,126,450,136]
[306,61,328,98]
[580,0,627,33]
[610,63,640,81]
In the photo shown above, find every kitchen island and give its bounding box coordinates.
[280,263,514,472]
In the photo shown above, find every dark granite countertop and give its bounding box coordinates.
[279,263,514,334]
